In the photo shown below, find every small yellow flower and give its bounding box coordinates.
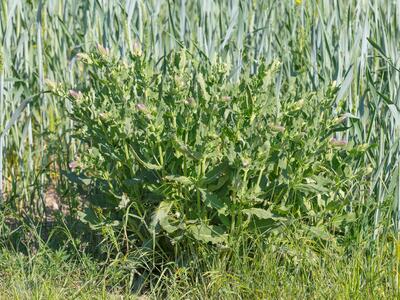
[295,0,302,5]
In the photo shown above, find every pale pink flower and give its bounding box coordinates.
[135,103,147,112]
[330,138,348,147]
[69,161,79,170]
[68,90,83,100]
[270,124,285,133]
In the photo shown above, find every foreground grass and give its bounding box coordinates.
[0,249,122,299]
[150,230,399,299]
[0,218,397,299]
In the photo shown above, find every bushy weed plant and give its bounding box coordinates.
[54,48,370,256]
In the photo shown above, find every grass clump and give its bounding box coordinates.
[152,231,397,299]
[0,216,396,299]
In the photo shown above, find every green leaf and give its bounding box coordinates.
[123,178,143,186]
[164,175,194,186]
[198,161,230,186]
[130,146,162,170]
[331,213,356,227]
[173,138,201,160]
[199,189,229,215]
[187,223,227,244]
[306,225,332,240]
[242,208,286,221]
[294,181,329,194]
[151,201,178,234]
[367,38,387,58]
[197,73,210,100]
[62,171,92,186]
[78,208,102,230]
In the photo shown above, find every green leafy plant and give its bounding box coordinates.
[56,48,369,255]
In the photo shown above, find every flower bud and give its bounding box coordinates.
[96,43,109,57]
[290,99,304,111]
[329,137,347,147]
[365,166,373,175]
[242,158,251,168]
[45,79,58,92]
[132,41,142,57]
[99,112,111,122]
[76,53,93,64]
[184,97,196,107]
[68,161,79,170]
[355,143,369,152]
[333,115,347,124]
[270,124,285,133]
[136,103,147,112]
[69,90,83,100]
[174,75,185,89]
